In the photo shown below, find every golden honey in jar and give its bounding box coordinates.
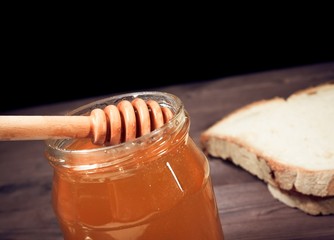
[45,91,224,240]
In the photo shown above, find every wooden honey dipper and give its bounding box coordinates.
[0,98,174,145]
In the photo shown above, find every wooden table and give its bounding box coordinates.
[1,62,333,239]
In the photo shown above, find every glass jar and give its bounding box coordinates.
[45,91,224,240]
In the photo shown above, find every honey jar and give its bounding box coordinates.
[45,91,224,239]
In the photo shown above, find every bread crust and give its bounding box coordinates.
[200,82,334,197]
[268,184,334,215]
[201,136,334,197]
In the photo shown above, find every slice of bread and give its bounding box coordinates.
[200,82,334,214]
[267,184,334,215]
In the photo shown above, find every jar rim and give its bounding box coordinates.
[44,91,187,169]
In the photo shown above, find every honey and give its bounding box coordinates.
[45,92,224,240]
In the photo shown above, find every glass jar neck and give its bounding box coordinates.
[45,91,190,172]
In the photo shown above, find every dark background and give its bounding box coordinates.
[2,10,334,113]
[2,43,333,112]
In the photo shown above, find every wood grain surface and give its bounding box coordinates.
[1,62,333,239]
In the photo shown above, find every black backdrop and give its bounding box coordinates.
[2,48,333,112]
[3,13,334,113]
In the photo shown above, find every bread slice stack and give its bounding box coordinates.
[200,82,334,215]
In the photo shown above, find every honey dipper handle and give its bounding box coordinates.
[0,115,94,141]
[0,109,107,144]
